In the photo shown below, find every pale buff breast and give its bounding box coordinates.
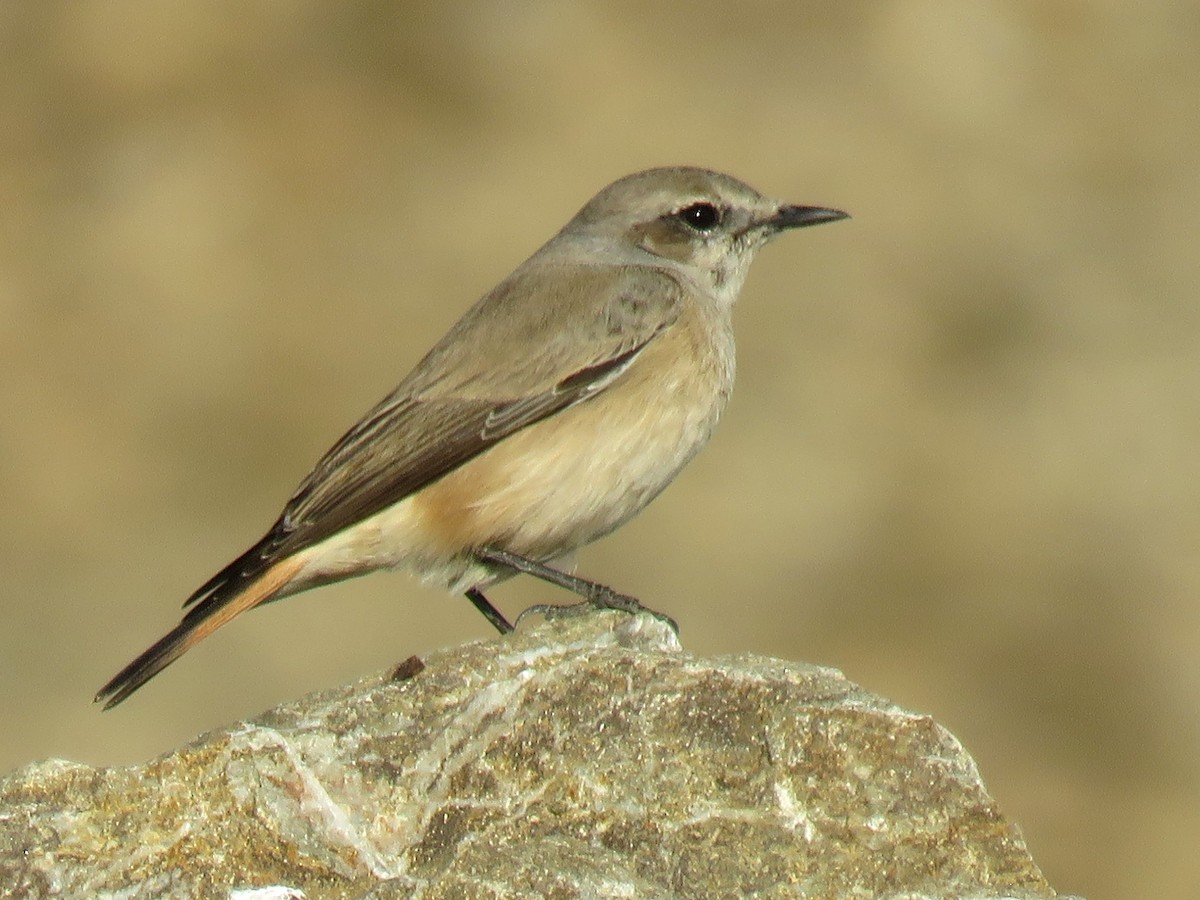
[414,303,734,560]
[289,302,734,592]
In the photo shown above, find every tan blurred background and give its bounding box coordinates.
[2,2,1197,896]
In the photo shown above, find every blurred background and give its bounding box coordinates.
[2,2,1197,897]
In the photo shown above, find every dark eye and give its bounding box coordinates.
[677,202,722,232]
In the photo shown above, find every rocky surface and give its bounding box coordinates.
[1,613,1072,898]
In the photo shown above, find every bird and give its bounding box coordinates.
[95,166,847,708]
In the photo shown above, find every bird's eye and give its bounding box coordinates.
[676,202,722,232]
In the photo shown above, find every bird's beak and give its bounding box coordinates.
[769,205,850,231]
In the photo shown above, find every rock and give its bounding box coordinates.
[0,612,1073,898]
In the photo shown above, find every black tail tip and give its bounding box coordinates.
[94,673,141,710]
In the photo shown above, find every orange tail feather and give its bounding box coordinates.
[95,556,303,709]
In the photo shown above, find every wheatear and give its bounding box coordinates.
[96,167,847,708]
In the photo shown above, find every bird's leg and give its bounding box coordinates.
[474,546,679,634]
[464,587,514,634]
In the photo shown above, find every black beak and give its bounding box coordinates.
[770,205,850,231]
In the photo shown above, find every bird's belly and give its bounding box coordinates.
[414,376,725,562]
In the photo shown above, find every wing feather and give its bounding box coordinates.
[181,264,682,612]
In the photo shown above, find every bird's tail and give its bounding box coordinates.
[94,555,303,709]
